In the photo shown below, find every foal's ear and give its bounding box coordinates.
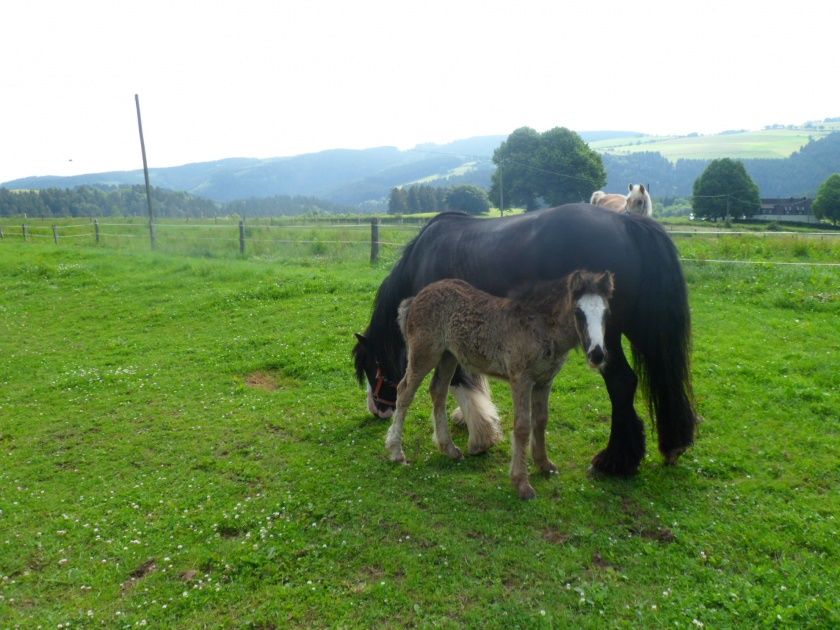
[640,184,646,194]
[628,183,634,192]
[568,270,586,298]
[598,272,615,298]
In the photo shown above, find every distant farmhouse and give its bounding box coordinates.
[755,197,817,224]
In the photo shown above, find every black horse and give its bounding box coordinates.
[353,204,697,475]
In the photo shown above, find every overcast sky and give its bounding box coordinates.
[1,0,837,183]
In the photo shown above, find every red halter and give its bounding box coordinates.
[372,367,397,407]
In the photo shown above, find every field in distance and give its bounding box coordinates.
[590,122,840,161]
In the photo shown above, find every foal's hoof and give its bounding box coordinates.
[447,446,463,461]
[516,483,537,500]
[389,451,408,464]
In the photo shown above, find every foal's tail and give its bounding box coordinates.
[623,215,698,461]
[397,297,414,339]
[590,191,606,204]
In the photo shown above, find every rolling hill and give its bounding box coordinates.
[4,123,840,207]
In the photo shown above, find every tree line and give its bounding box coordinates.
[388,184,490,215]
[0,185,351,218]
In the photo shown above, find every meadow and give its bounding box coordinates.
[0,223,838,628]
[588,124,840,161]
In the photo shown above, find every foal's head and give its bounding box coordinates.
[568,270,614,370]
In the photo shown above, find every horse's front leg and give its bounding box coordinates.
[450,369,502,454]
[509,378,535,500]
[591,331,645,476]
[530,382,557,476]
[429,353,462,460]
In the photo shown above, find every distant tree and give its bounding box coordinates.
[388,187,409,214]
[445,185,490,215]
[813,173,840,225]
[418,185,438,212]
[489,127,542,210]
[490,127,605,211]
[692,158,760,221]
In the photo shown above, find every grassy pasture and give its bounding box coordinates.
[0,229,838,628]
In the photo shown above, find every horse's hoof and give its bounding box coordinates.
[539,462,559,476]
[590,449,640,477]
[517,483,537,500]
[389,451,407,464]
[663,447,686,466]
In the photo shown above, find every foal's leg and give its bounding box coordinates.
[530,382,558,475]
[509,378,535,500]
[385,350,436,463]
[429,353,462,460]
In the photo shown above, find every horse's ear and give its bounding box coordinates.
[599,272,615,298]
[628,183,633,192]
[640,184,646,194]
[354,333,368,346]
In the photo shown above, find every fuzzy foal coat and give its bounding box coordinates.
[388,272,613,500]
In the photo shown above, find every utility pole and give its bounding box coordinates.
[135,94,156,249]
[499,161,504,217]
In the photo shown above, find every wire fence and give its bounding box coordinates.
[1,216,839,268]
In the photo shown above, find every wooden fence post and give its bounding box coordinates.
[370,218,380,264]
[0,226,4,239]
[22,224,28,241]
[52,225,59,244]
[94,219,100,244]
[239,220,245,255]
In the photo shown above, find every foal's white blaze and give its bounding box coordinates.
[577,293,608,359]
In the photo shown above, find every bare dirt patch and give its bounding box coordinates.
[245,371,279,391]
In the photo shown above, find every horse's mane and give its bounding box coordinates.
[507,277,572,314]
[354,212,472,382]
[508,272,609,316]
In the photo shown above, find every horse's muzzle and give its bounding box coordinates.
[367,386,395,419]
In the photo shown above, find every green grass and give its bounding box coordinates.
[1,232,838,628]
[590,125,840,161]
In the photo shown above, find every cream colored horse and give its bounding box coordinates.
[590,184,653,217]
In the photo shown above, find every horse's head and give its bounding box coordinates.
[625,184,652,216]
[353,333,398,419]
[568,270,614,370]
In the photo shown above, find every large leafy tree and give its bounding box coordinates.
[692,158,761,221]
[490,127,605,211]
[445,185,490,215]
[812,173,840,225]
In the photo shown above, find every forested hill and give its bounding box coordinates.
[602,132,840,198]
[3,132,840,207]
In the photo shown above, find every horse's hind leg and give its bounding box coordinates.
[591,331,645,476]
[385,351,435,463]
[531,382,558,475]
[452,370,503,455]
[430,353,462,460]
[509,378,536,500]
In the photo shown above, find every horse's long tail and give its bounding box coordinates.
[623,216,697,460]
[590,191,606,204]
